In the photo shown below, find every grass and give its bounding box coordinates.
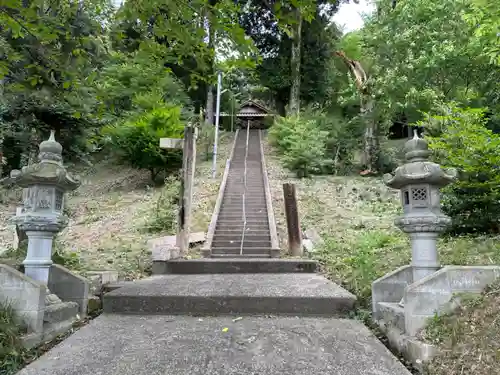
[420,281,500,375]
[0,303,28,375]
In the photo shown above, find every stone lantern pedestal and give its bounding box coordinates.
[9,130,80,285]
[370,131,500,369]
[384,130,456,283]
[0,131,93,347]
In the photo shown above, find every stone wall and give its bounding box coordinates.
[0,264,46,333]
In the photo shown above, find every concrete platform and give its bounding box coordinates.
[17,314,411,375]
[153,258,318,274]
[103,273,356,316]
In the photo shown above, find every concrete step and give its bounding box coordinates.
[212,240,272,248]
[210,247,272,255]
[43,301,79,324]
[215,222,270,230]
[17,314,412,375]
[217,216,268,222]
[219,207,267,212]
[224,190,266,195]
[217,209,265,214]
[210,254,271,259]
[103,274,357,316]
[153,258,318,274]
[220,196,267,201]
[214,229,270,235]
[212,234,271,241]
[223,194,266,198]
[377,302,405,332]
[216,218,268,223]
[217,213,268,219]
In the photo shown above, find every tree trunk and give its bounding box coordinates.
[0,134,3,178]
[202,5,216,160]
[205,87,214,126]
[334,51,379,173]
[275,96,287,117]
[361,97,379,172]
[288,10,302,116]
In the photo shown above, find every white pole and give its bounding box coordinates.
[212,71,222,179]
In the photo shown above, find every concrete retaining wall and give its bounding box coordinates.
[372,265,413,320]
[48,264,90,317]
[404,265,500,335]
[0,264,46,333]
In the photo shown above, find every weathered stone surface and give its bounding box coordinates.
[304,228,323,245]
[86,270,119,286]
[404,265,500,336]
[103,273,357,316]
[190,232,206,244]
[43,301,79,324]
[149,233,206,261]
[87,296,101,314]
[148,236,180,261]
[86,274,102,295]
[17,315,411,375]
[372,265,413,320]
[154,258,318,274]
[0,263,46,333]
[302,239,315,253]
[48,264,89,317]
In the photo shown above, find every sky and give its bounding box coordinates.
[332,0,375,33]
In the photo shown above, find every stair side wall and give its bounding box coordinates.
[48,264,90,317]
[404,265,500,336]
[0,263,46,333]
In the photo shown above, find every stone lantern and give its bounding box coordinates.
[9,130,80,285]
[383,130,457,282]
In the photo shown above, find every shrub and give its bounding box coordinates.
[102,106,184,182]
[197,125,216,161]
[269,108,361,177]
[144,176,180,233]
[422,103,500,234]
[0,303,28,374]
[269,114,330,177]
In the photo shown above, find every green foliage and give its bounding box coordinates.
[0,303,28,375]
[239,0,342,114]
[102,106,185,181]
[0,0,112,175]
[144,176,180,233]
[423,103,500,234]
[269,114,330,177]
[270,108,363,176]
[197,125,216,161]
[464,0,500,66]
[95,52,192,119]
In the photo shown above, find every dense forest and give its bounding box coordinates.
[0,0,499,228]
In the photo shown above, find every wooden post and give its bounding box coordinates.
[159,126,196,255]
[177,126,196,254]
[283,183,302,256]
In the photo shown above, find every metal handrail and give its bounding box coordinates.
[239,122,250,255]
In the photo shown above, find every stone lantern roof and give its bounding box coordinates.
[9,130,80,191]
[383,130,457,190]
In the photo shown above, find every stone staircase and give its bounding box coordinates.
[17,127,411,375]
[203,128,279,258]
